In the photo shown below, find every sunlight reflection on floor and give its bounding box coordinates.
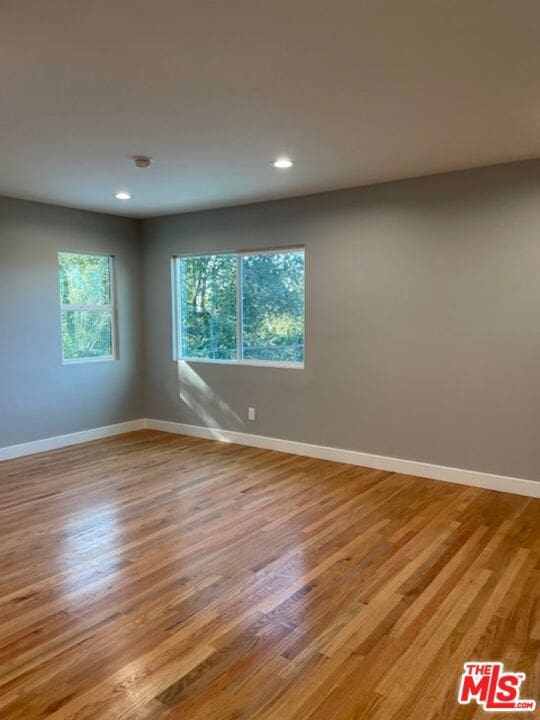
[61,503,121,594]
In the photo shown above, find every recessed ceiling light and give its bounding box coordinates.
[273,157,294,169]
[114,191,132,200]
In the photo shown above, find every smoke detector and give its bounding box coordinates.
[133,155,152,169]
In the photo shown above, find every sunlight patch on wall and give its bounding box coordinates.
[177,361,242,436]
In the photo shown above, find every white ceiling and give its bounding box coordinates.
[1,0,539,218]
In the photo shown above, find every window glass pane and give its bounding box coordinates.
[61,310,113,360]
[59,253,111,306]
[179,254,237,360]
[242,250,304,362]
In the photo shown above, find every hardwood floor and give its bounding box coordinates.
[0,430,538,719]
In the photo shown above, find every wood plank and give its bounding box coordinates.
[0,430,537,719]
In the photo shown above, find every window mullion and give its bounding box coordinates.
[61,304,112,312]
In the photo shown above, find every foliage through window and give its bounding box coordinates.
[58,252,115,361]
[174,249,304,365]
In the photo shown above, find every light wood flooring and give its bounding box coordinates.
[0,430,538,719]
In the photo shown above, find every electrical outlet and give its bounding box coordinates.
[248,407,256,421]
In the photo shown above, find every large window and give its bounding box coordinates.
[174,248,304,366]
[58,252,115,362]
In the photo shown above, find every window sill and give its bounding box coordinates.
[178,357,304,370]
[63,356,116,365]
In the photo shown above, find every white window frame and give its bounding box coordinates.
[172,247,305,369]
[59,251,117,364]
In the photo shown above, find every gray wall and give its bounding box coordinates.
[0,196,143,447]
[141,160,540,480]
[2,162,538,479]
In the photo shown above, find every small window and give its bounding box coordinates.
[58,252,115,362]
[174,248,304,366]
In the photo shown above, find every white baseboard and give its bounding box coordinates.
[146,418,540,499]
[0,419,146,462]
[1,417,538,499]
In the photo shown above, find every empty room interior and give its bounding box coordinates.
[1,2,539,719]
